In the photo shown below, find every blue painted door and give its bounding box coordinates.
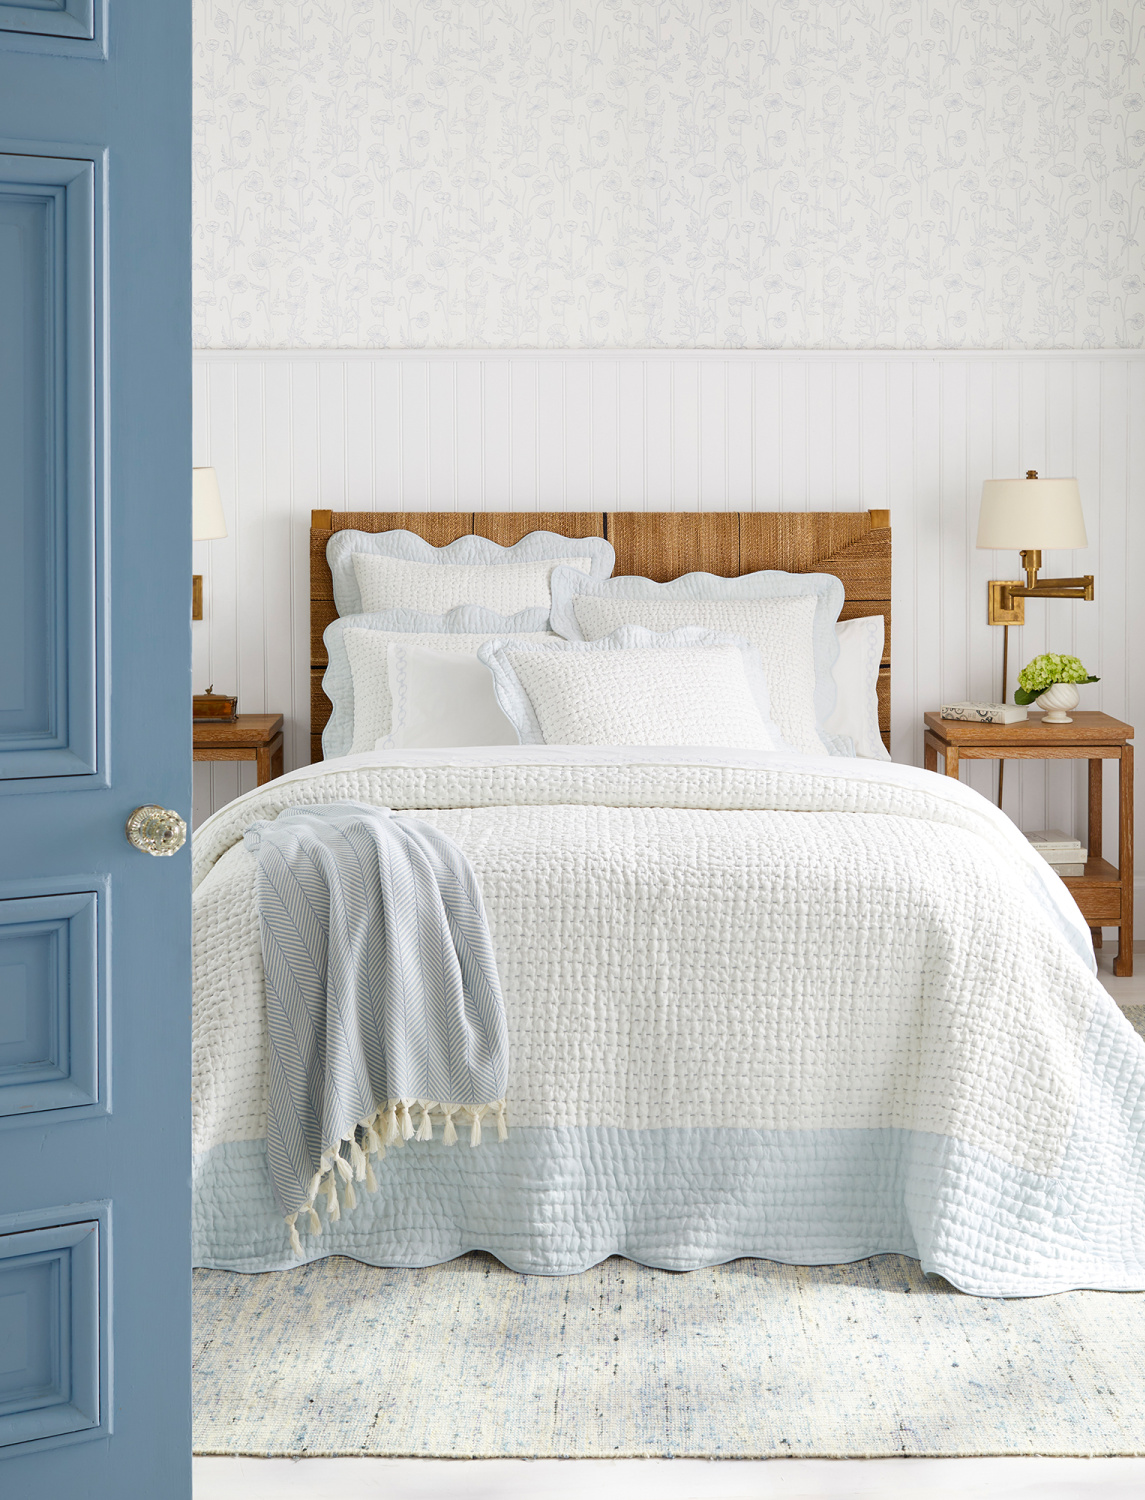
[0,2,191,1496]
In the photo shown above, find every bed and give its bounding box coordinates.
[191,510,1145,1297]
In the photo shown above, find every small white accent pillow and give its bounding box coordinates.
[383,644,519,749]
[327,528,616,616]
[478,627,787,751]
[824,615,890,761]
[321,606,553,758]
[548,567,843,757]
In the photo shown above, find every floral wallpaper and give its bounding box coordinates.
[193,1,1145,349]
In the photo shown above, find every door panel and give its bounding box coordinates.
[0,892,98,1117]
[0,155,96,781]
[0,1221,99,1444]
[0,0,94,42]
[0,0,191,1494]
[0,1202,108,1457]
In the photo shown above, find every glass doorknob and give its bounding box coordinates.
[126,805,187,856]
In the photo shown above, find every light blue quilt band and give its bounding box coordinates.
[193,1003,1145,1298]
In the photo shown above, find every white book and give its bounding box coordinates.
[940,701,1028,725]
[1045,861,1086,877]
[1025,828,1083,851]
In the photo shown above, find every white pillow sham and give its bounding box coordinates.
[383,644,519,749]
[824,615,890,761]
[548,567,843,757]
[320,606,552,758]
[478,626,788,751]
[327,528,616,617]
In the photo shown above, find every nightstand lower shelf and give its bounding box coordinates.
[1060,859,1123,925]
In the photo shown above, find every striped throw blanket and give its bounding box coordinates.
[243,802,508,1257]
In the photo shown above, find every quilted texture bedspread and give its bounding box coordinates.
[192,747,1145,1296]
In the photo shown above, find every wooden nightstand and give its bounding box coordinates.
[193,713,285,787]
[923,711,1134,976]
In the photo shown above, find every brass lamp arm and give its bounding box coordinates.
[988,572,1095,626]
[988,541,1095,625]
[1001,576,1095,606]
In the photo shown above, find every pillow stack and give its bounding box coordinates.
[320,524,887,760]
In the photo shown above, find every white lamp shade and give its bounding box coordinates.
[192,467,227,541]
[976,477,1086,551]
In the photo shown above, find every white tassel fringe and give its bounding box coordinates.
[285,1097,508,1257]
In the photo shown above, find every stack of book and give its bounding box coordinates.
[1024,829,1087,877]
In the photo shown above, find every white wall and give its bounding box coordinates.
[193,1,1145,351]
[192,346,1145,925]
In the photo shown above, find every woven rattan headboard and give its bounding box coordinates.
[309,510,891,763]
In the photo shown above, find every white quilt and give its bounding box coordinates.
[192,747,1145,1295]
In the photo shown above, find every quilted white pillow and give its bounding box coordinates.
[548,566,843,756]
[823,614,890,761]
[478,627,787,751]
[327,528,616,617]
[320,606,553,758]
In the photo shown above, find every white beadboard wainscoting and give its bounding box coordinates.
[192,348,1145,924]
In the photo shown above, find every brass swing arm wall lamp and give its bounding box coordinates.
[979,471,1094,626]
[976,469,1094,811]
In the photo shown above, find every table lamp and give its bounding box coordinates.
[192,466,227,620]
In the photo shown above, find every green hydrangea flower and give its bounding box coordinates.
[1014,653,1099,705]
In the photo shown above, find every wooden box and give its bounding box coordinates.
[192,691,238,723]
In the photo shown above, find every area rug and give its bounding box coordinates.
[192,1010,1145,1460]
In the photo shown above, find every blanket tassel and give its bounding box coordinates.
[364,1114,386,1159]
[416,1101,435,1141]
[285,1213,303,1258]
[324,1169,340,1222]
[442,1105,458,1146]
[495,1099,509,1142]
[350,1135,368,1181]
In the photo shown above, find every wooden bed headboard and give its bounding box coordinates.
[309,510,891,763]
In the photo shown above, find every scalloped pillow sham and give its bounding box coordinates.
[477,626,788,751]
[548,566,843,756]
[824,614,891,761]
[321,606,554,758]
[327,528,616,617]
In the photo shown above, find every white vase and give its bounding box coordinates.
[1037,681,1080,724]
